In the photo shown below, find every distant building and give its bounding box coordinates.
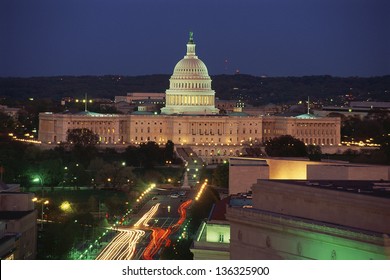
[215,100,239,113]
[114,92,165,104]
[38,34,341,163]
[313,101,390,119]
[0,105,20,119]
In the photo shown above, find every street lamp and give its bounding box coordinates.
[32,197,49,230]
[32,175,44,198]
[41,200,49,230]
[33,175,46,230]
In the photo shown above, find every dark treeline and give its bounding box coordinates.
[0,137,179,189]
[1,75,389,105]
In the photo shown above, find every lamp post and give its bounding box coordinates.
[33,176,45,230]
[32,175,44,198]
[41,200,49,230]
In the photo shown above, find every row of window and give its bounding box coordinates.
[296,129,334,136]
[299,138,335,145]
[134,136,164,142]
[176,68,206,73]
[67,121,114,125]
[133,121,259,127]
[135,128,163,133]
[135,122,163,125]
[171,82,210,89]
[296,123,336,127]
[67,126,119,134]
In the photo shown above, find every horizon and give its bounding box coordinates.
[1,0,389,78]
[1,73,389,80]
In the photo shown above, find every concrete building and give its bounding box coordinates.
[307,164,390,181]
[0,221,17,260]
[0,182,37,260]
[38,33,341,161]
[192,197,230,260]
[229,158,269,195]
[192,194,252,260]
[262,114,341,145]
[228,157,390,194]
[114,92,165,104]
[0,105,20,119]
[226,179,390,259]
[313,101,390,119]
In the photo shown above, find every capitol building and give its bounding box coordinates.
[38,34,341,161]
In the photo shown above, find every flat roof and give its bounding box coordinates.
[0,211,35,220]
[242,206,386,237]
[0,234,16,244]
[263,179,390,199]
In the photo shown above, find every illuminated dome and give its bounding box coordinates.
[161,33,219,115]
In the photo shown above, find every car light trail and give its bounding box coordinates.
[96,204,160,260]
[142,199,192,260]
[96,229,145,260]
[134,203,160,227]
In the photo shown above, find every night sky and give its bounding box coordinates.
[1,0,389,77]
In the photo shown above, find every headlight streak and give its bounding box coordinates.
[134,203,160,227]
[96,203,160,260]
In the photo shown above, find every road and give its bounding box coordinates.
[95,188,196,260]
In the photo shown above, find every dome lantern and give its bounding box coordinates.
[186,31,196,57]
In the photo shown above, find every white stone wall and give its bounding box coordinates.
[307,165,390,180]
[227,207,390,260]
[229,158,269,195]
[252,180,390,233]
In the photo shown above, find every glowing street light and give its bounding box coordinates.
[40,200,49,230]
[60,201,72,213]
[32,175,44,200]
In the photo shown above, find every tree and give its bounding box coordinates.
[306,145,322,161]
[123,145,140,167]
[67,128,99,166]
[66,128,99,148]
[91,160,134,189]
[139,141,164,168]
[0,111,15,140]
[164,140,174,162]
[265,135,307,157]
[212,163,229,188]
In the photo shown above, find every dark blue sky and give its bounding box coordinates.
[1,0,389,77]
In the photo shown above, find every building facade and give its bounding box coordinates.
[226,179,390,260]
[0,183,37,260]
[39,34,341,153]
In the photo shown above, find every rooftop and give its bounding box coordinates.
[0,211,35,220]
[265,179,390,199]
